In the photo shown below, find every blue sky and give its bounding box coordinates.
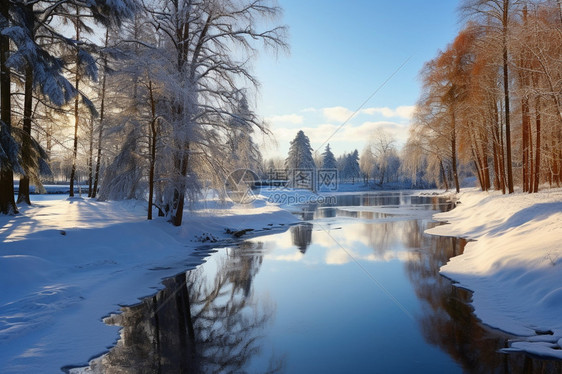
[254,0,461,159]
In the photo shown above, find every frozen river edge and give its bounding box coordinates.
[0,195,299,373]
[426,188,562,359]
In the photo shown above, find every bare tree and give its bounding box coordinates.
[140,0,287,226]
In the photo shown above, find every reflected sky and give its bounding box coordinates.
[88,192,562,373]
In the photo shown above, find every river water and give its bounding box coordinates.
[88,192,561,373]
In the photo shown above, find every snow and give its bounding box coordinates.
[0,195,297,373]
[3,186,562,370]
[426,188,562,359]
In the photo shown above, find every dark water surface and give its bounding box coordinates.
[91,192,562,373]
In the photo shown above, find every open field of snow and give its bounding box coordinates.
[0,195,298,373]
[426,188,562,359]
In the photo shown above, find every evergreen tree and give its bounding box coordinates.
[285,130,316,170]
[285,130,316,189]
[0,0,136,213]
[321,144,337,169]
[341,150,360,184]
[227,93,263,172]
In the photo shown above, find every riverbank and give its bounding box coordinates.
[426,188,562,359]
[0,195,298,373]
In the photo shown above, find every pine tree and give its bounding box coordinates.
[0,0,136,212]
[285,130,316,189]
[285,130,316,170]
[343,150,360,184]
[321,144,337,169]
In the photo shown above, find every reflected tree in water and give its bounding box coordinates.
[291,223,313,254]
[89,242,284,373]
[405,227,562,373]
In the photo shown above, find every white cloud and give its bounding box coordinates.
[325,248,352,265]
[361,107,395,117]
[264,120,411,158]
[260,104,416,159]
[320,105,416,124]
[265,114,304,125]
[267,251,304,262]
[322,106,356,122]
[351,121,410,144]
[395,105,416,119]
[362,105,416,119]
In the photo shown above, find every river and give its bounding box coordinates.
[81,191,562,373]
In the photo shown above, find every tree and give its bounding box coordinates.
[226,93,263,172]
[369,130,397,185]
[321,144,337,169]
[285,130,316,189]
[141,0,286,226]
[286,130,315,170]
[461,0,525,193]
[0,0,136,212]
[359,145,375,184]
[0,0,19,214]
[341,150,360,184]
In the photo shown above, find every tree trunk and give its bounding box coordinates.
[17,63,33,205]
[533,96,541,193]
[451,112,460,193]
[172,149,189,226]
[496,100,507,194]
[87,116,94,197]
[440,160,449,191]
[521,94,530,192]
[502,2,514,194]
[91,30,109,199]
[69,7,80,198]
[0,1,18,214]
[148,80,157,220]
[481,130,491,191]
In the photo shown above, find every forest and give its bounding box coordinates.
[404,0,562,194]
[1,0,561,226]
[0,0,287,225]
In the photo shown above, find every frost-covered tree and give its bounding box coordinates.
[98,0,286,225]
[97,12,166,219]
[360,145,375,183]
[285,130,316,189]
[321,144,337,169]
[369,130,397,185]
[151,0,285,226]
[0,0,136,212]
[226,93,263,172]
[0,1,19,214]
[285,130,316,170]
[341,149,360,184]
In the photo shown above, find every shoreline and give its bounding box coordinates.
[426,188,562,359]
[0,195,298,373]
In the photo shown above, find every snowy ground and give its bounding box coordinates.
[426,188,562,359]
[0,195,298,373]
[3,186,562,371]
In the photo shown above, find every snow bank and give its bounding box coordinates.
[0,196,297,373]
[426,188,562,359]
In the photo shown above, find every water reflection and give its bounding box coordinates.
[82,192,561,373]
[313,193,454,220]
[406,222,562,373]
[273,219,434,265]
[290,223,313,254]
[93,242,284,373]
